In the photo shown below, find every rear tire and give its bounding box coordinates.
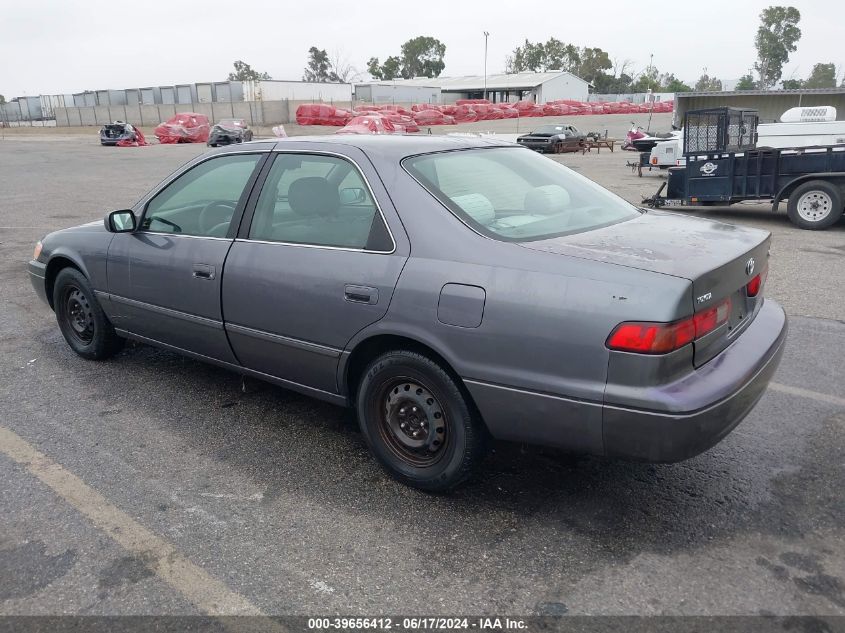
[53,268,124,360]
[356,350,487,491]
[787,180,843,230]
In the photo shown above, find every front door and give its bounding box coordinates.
[222,150,408,395]
[107,152,265,362]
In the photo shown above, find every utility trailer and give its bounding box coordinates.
[645,107,845,230]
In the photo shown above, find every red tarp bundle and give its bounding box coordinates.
[381,112,420,132]
[452,105,478,123]
[337,115,399,135]
[154,113,210,144]
[116,127,148,147]
[412,109,455,125]
[295,104,353,125]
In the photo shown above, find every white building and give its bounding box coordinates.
[354,82,441,104]
[243,80,353,103]
[357,71,589,104]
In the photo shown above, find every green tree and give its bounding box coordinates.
[0,94,5,105]
[694,73,722,92]
[543,38,581,72]
[367,56,402,80]
[754,6,801,88]
[369,36,446,80]
[228,60,271,81]
[303,47,332,82]
[662,74,693,92]
[575,47,612,84]
[631,66,660,93]
[506,39,548,72]
[735,74,757,90]
[804,63,836,88]
[399,36,446,78]
[781,78,803,89]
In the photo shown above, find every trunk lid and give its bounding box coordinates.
[519,210,771,365]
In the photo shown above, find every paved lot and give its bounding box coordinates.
[0,122,844,620]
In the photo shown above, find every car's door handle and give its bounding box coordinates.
[344,284,378,305]
[192,264,215,280]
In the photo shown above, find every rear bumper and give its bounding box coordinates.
[602,299,788,462]
[28,260,49,305]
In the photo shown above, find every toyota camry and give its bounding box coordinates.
[28,136,788,490]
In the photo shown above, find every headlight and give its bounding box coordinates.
[33,240,43,261]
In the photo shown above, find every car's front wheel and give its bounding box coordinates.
[356,351,487,491]
[53,267,124,360]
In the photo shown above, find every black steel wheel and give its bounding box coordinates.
[53,267,124,360]
[357,350,487,491]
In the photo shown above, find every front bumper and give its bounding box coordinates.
[602,298,788,462]
[28,259,49,305]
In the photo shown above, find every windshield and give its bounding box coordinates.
[219,119,245,128]
[403,147,640,241]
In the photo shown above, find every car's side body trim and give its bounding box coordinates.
[225,323,342,358]
[113,329,346,406]
[104,293,224,329]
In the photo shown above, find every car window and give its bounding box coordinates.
[142,154,262,238]
[249,153,390,250]
[403,147,640,241]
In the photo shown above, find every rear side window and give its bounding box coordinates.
[249,154,392,251]
[403,147,640,241]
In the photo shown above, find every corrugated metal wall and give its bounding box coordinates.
[676,92,845,126]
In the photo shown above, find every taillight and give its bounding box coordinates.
[746,267,767,297]
[607,297,731,354]
[651,157,658,165]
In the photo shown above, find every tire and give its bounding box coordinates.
[787,180,844,230]
[53,267,124,360]
[356,350,487,491]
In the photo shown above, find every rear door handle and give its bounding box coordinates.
[344,284,378,305]
[192,263,215,280]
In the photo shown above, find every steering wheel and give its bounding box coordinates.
[199,201,236,235]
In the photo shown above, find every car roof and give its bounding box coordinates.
[228,134,518,161]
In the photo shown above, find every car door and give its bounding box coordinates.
[222,148,409,395]
[107,151,266,362]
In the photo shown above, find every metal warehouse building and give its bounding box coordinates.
[675,87,845,125]
[357,71,589,104]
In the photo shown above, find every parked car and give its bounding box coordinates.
[154,112,210,144]
[28,136,787,491]
[208,118,253,147]
[99,121,143,146]
[517,124,586,153]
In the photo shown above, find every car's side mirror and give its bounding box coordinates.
[339,187,366,204]
[105,209,136,233]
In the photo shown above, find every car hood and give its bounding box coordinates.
[518,210,771,304]
[519,132,555,138]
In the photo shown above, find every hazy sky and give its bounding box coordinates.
[1,0,842,97]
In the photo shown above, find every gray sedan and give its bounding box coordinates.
[28,136,787,491]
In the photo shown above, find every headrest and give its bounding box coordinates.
[524,185,571,215]
[289,177,339,217]
[451,193,495,225]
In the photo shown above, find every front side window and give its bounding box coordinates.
[249,153,391,250]
[142,154,262,237]
[403,147,641,241]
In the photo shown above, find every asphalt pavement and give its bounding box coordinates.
[0,134,843,623]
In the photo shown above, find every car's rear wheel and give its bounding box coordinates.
[53,267,124,360]
[787,180,844,230]
[356,350,486,491]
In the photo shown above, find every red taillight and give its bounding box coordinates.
[746,267,767,297]
[607,297,731,354]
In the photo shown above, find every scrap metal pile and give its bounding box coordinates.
[297,98,674,133]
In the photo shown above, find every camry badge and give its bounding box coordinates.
[746,258,755,276]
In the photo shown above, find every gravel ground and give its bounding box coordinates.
[0,117,843,623]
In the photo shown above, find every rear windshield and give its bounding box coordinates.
[403,147,640,241]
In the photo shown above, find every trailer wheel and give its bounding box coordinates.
[787,180,844,230]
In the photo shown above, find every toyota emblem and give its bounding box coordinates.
[746,258,755,276]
